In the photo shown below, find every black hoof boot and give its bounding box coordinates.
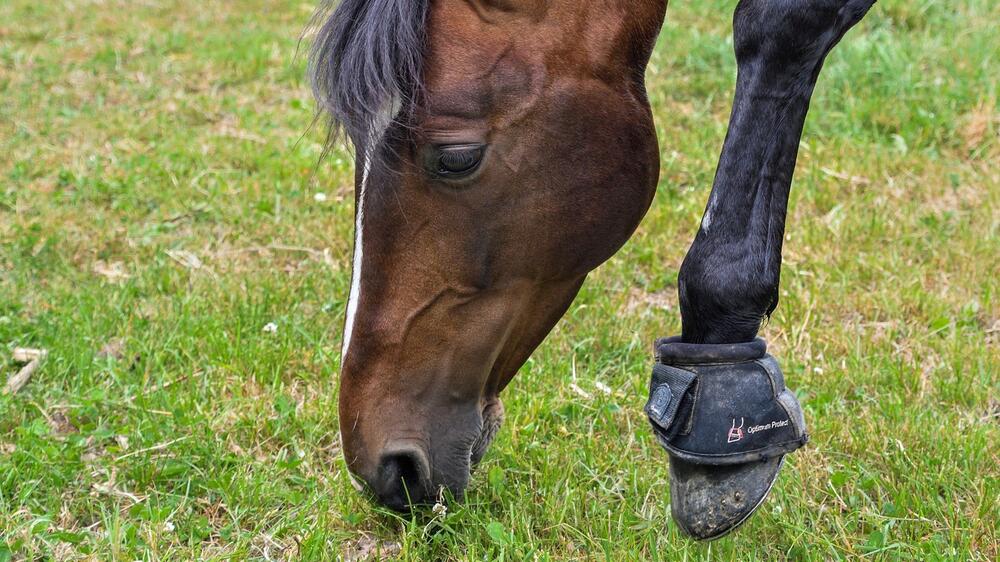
[644,338,807,541]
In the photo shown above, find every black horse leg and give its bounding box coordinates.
[679,0,875,343]
[649,0,876,540]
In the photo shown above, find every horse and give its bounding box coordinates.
[308,0,875,539]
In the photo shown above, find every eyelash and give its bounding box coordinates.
[427,144,486,179]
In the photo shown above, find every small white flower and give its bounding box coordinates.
[263,322,278,334]
[163,521,175,532]
[313,192,328,202]
[432,502,447,517]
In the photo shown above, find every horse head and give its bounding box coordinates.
[310,0,666,508]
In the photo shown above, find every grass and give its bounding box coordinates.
[1,0,997,559]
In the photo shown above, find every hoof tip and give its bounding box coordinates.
[669,455,785,541]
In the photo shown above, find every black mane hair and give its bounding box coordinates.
[308,0,430,151]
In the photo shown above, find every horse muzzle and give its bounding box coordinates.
[348,399,504,511]
[370,438,435,510]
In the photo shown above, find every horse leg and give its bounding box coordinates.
[646,0,876,540]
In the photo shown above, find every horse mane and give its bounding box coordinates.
[308,0,430,151]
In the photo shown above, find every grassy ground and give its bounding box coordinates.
[1,0,997,559]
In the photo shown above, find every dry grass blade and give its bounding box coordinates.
[165,249,203,269]
[12,347,45,363]
[342,536,401,562]
[4,348,48,395]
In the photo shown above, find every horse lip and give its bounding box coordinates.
[471,398,505,466]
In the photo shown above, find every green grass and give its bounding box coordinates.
[1,0,997,559]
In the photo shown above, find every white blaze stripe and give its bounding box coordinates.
[341,148,373,362]
[340,104,396,364]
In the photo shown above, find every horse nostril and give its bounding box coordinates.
[375,444,431,510]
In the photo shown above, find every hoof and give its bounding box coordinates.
[644,337,806,541]
[669,454,784,541]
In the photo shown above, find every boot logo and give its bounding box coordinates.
[748,418,790,434]
[727,417,745,443]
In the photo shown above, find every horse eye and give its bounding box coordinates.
[429,144,485,178]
